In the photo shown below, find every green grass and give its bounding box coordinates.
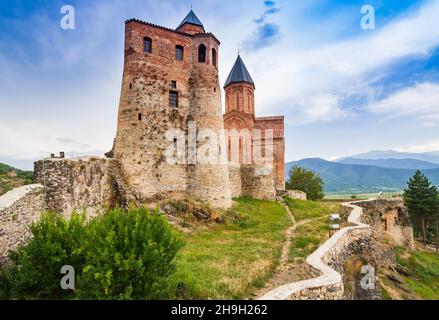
[289,216,328,260]
[394,247,439,299]
[284,198,340,221]
[170,197,291,299]
[285,199,340,261]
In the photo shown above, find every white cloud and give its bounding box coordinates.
[243,0,439,122]
[289,94,346,124]
[367,82,439,124]
[397,140,439,153]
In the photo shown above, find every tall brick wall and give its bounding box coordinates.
[112,19,231,208]
[223,82,285,190]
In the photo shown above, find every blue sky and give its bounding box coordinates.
[1,0,439,170]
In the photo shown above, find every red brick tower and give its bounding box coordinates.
[223,55,285,190]
[112,10,232,208]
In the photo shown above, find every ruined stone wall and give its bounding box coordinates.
[34,157,125,217]
[240,165,276,201]
[0,184,44,264]
[284,190,307,200]
[353,199,414,250]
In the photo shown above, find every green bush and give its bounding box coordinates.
[7,212,87,299]
[77,208,184,299]
[1,208,183,300]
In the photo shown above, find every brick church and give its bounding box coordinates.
[223,54,285,189]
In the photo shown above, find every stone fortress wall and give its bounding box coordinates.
[228,163,276,200]
[0,184,44,264]
[346,199,415,250]
[258,199,412,300]
[33,157,129,217]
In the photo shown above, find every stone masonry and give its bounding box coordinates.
[31,12,278,212]
[34,157,129,217]
[111,13,232,208]
[0,184,44,264]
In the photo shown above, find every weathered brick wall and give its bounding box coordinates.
[112,19,232,208]
[0,185,44,264]
[34,157,125,217]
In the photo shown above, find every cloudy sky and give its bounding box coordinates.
[1,0,439,170]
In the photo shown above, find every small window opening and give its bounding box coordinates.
[143,37,152,53]
[198,44,206,63]
[171,81,177,89]
[138,113,142,121]
[169,91,178,108]
[212,48,217,67]
[176,45,184,61]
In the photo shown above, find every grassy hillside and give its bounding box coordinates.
[380,246,439,300]
[284,198,340,260]
[0,163,33,196]
[171,197,291,299]
[286,158,439,194]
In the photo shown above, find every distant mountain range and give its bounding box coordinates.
[337,150,439,164]
[337,157,439,169]
[286,150,439,194]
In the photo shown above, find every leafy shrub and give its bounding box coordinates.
[6,212,87,299]
[1,208,183,300]
[77,208,184,299]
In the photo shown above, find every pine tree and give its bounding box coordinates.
[403,170,439,243]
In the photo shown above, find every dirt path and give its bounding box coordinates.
[254,201,314,298]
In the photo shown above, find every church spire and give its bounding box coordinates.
[224,55,255,88]
[176,9,205,33]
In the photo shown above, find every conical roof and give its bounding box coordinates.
[224,55,255,88]
[177,10,204,30]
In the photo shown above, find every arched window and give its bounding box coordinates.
[236,94,239,111]
[143,37,152,53]
[212,48,217,67]
[176,45,184,61]
[198,44,206,63]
